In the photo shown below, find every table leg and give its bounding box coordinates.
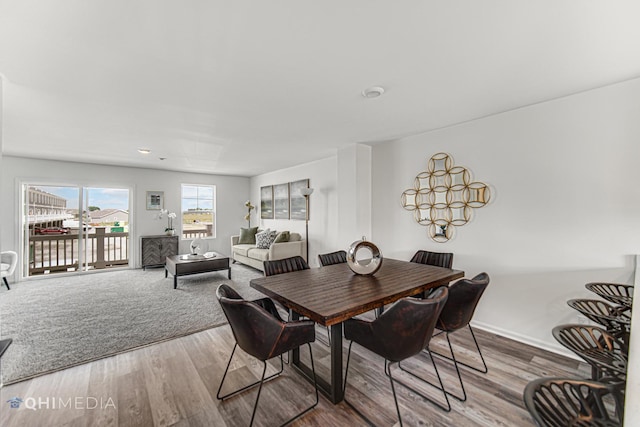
[165,268,168,278]
[290,321,344,404]
[228,267,231,279]
[174,275,178,289]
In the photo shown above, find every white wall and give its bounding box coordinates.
[250,156,339,268]
[0,157,250,273]
[371,78,640,355]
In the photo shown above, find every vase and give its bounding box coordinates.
[166,229,175,236]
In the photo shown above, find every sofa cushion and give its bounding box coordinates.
[289,232,302,242]
[238,227,259,244]
[256,229,278,249]
[273,230,290,243]
[247,248,270,261]
[232,244,255,257]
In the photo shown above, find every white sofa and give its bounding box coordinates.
[230,232,305,272]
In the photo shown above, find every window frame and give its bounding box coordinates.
[180,183,217,240]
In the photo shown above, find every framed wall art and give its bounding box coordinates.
[146,191,164,210]
[289,179,309,220]
[260,185,274,219]
[273,183,290,219]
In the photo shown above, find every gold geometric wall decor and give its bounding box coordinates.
[401,152,490,242]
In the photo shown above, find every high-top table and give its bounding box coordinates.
[250,258,464,404]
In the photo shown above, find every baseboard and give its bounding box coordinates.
[471,320,581,361]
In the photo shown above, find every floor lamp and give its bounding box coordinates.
[300,187,314,262]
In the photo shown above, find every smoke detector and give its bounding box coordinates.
[362,86,385,98]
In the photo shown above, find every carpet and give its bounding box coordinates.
[0,264,264,384]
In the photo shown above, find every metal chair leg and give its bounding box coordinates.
[430,325,488,373]
[393,350,452,412]
[218,343,318,427]
[278,343,319,426]
[345,341,451,427]
[387,362,404,427]
[249,361,268,427]
[2,277,10,290]
[216,343,284,400]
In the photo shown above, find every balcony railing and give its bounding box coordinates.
[29,228,129,276]
[182,224,213,239]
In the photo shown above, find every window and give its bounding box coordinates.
[181,184,216,239]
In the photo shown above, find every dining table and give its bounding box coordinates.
[249,257,464,404]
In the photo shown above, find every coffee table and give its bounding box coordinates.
[165,252,230,289]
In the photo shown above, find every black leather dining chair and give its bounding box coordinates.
[523,377,624,427]
[410,250,454,269]
[552,324,627,382]
[343,287,450,425]
[263,255,309,276]
[216,284,319,426]
[423,272,490,402]
[263,255,330,346]
[318,250,347,267]
[409,250,454,299]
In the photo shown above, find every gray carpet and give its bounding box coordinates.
[0,264,264,384]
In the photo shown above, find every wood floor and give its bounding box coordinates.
[0,322,589,427]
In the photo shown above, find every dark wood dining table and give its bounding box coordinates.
[250,258,464,404]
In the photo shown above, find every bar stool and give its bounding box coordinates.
[552,324,627,382]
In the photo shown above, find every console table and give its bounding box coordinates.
[141,235,179,269]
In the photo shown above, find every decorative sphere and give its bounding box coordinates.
[346,237,383,276]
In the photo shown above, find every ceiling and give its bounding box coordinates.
[1,1,639,177]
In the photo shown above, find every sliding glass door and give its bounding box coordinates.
[23,184,130,277]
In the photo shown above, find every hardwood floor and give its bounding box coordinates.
[0,323,589,426]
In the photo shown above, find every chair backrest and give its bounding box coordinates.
[552,324,627,378]
[566,299,631,330]
[585,282,633,307]
[523,377,624,427]
[367,287,448,362]
[437,272,490,332]
[263,256,309,277]
[318,250,347,267]
[0,251,18,277]
[216,284,287,360]
[410,250,454,269]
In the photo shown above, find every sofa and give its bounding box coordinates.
[230,232,305,272]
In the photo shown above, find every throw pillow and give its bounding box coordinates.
[238,227,259,244]
[273,231,290,243]
[256,229,278,249]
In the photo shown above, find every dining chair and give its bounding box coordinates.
[424,272,490,402]
[409,250,454,299]
[216,284,319,426]
[343,287,450,425]
[318,250,347,267]
[567,298,631,348]
[0,251,18,290]
[263,255,309,276]
[410,250,454,269]
[523,377,624,427]
[585,282,633,309]
[263,255,331,346]
[552,324,627,382]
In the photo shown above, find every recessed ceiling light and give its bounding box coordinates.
[362,86,385,98]
[137,148,151,154]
